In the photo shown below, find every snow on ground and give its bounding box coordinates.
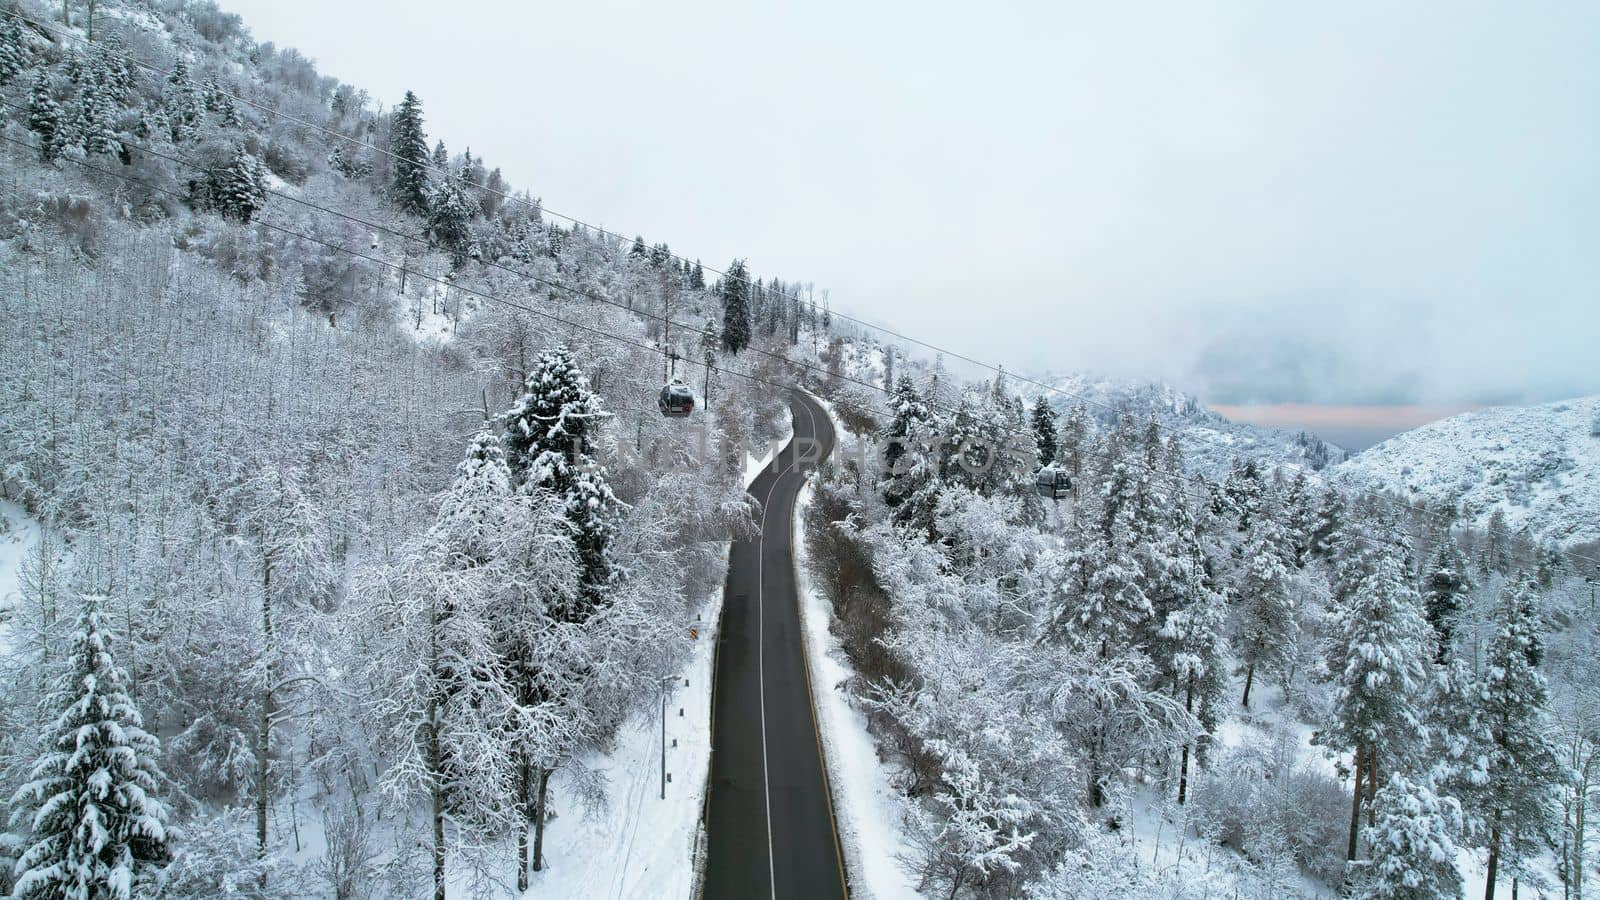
[0,499,42,657]
[263,172,298,195]
[524,589,721,900]
[516,421,796,899]
[1213,681,1338,780]
[404,279,463,346]
[793,399,921,900]
[743,417,795,486]
[1121,784,1334,899]
[795,480,920,900]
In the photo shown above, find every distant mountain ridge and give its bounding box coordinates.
[1333,396,1600,548]
[1026,372,1347,477]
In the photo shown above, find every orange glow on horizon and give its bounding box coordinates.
[1210,403,1484,432]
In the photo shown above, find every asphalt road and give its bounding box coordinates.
[703,392,847,900]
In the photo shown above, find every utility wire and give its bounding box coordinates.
[13,130,1531,573]
[0,14,1574,566]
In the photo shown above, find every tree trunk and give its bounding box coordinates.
[1367,751,1379,826]
[1346,745,1364,862]
[1241,662,1257,708]
[1485,811,1501,900]
[257,559,274,887]
[532,767,552,871]
[1177,678,1195,805]
[516,760,532,892]
[429,602,445,900]
[1575,771,1586,900]
[431,765,445,900]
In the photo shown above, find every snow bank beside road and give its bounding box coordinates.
[795,479,921,899]
[526,591,720,900]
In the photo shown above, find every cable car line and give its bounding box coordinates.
[9,129,1590,574]
[1,5,1558,559]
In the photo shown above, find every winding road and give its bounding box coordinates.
[703,392,847,900]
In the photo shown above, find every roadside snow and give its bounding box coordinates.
[525,592,721,900]
[517,412,797,898]
[793,449,920,895]
[743,418,794,486]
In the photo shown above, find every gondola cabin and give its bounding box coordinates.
[659,381,695,418]
[1035,466,1072,500]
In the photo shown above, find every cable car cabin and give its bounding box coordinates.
[659,381,695,418]
[1035,467,1073,500]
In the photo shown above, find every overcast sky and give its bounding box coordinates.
[223,0,1599,408]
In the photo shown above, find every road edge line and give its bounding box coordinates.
[790,392,854,898]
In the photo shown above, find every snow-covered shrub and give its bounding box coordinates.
[159,808,303,898]
[24,190,101,255]
[310,805,379,900]
[803,476,899,686]
[1190,731,1349,883]
[181,216,272,280]
[261,136,311,185]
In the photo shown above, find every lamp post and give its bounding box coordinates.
[657,619,704,800]
[659,673,674,800]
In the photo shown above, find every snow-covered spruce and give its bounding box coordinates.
[9,597,173,899]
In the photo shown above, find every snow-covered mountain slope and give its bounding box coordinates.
[1333,395,1600,547]
[1028,373,1347,476]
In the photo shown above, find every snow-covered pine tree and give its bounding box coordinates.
[1030,397,1058,467]
[364,430,568,900]
[720,258,751,354]
[426,175,480,265]
[0,12,29,86]
[90,38,133,106]
[1422,537,1469,664]
[1325,533,1431,863]
[389,91,431,216]
[1282,470,1315,566]
[1357,773,1464,900]
[1310,486,1347,559]
[924,354,955,410]
[9,597,173,899]
[1481,509,1511,576]
[1152,495,1228,802]
[1050,420,1153,659]
[162,58,201,144]
[134,101,168,145]
[500,346,618,619]
[74,77,120,158]
[879,375,932,503]
[203,144,268,222]
[1473,578,1562,899]
[1056,404,1090,496]
[1234,506,1296,708]
[26,72,62,162]
[1222,457,1264,532]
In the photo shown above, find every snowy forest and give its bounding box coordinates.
[0,1,1596,898]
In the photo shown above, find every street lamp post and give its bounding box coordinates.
[660,674,670,800]
[657,616,704,800]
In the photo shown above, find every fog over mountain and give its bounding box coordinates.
[222,0,1600,408]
